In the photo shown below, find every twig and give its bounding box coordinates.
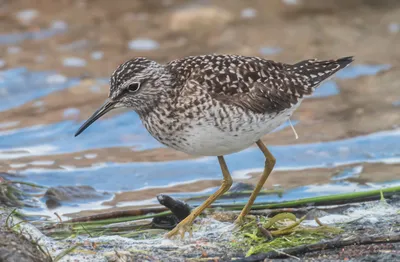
[66,207,167,223]
[314,217,325,226]
[53,244,82,262]
[10,220,27,229]
[239,233,400,261]
[5,208,17,228]
[250,207,312,216]
[269,247,300,260]
[79,223,93,237]
[54,212,63,223]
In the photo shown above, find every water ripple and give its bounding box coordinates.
[18,129,400,191]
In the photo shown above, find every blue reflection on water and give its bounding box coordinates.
[0,113,299,159]
[310,81,339,98]
[0,22,67,45]
[331,165,363,181]
[0,68,80,112]
[0,112,156,159]
[18,129,400,191]
[335,64,391,79]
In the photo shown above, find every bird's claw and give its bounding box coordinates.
[165,216,194,239]
[233,215,248,231]
[234,215,246,226]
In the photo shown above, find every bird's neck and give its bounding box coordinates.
[135,68,177,119]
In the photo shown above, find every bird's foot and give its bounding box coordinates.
[233,214,248,230]
[234,214,246,225]
[165,215,195,239]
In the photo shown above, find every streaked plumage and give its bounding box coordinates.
[75,54,354,238]
[106,54,353,156]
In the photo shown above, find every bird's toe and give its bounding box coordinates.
[165,217,194,239]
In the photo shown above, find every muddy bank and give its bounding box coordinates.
[0,211,50,262]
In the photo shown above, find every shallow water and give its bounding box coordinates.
[15,128,400,191]
[0,20,67,45]
[0,59,398,218]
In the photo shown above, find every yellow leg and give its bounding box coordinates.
[235,140,276,224]
[166,155,233,238]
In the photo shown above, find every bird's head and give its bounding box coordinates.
[75,57,168,137]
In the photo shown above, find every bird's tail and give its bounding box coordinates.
[289,56,354,89]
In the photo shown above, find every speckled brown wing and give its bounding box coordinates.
[168,54,353,115]
[200,60,310,114]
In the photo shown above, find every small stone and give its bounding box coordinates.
[32,101,44,107]
[30,160,54,166]
[84,153,97,159]
[35,55,46,63]
[46,74,67,84]
[259,47,282,56]
[241,8,257,19]
[43,185,109,209]
[90,85,101,93]
[0,121,19,129]
[229,182,255,192]
[7,46,21,54]
[59,39,89,51]
[45,198,61,209]
[63,108,80,118]
[388,23,399,34]
[169,6,233,32]
[51,20,68,30]
[128,38,160,51]
[15,9,39,24]
[282,0,298,5]
[9,163,26,168]
[63,57,87,67]
[91,51,104,60]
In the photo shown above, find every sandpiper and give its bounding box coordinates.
[75,54,353,238]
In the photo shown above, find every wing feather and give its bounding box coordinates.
[168,54,352,114]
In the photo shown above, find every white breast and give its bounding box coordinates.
[170,101,302,156]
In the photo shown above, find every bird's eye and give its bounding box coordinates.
[127,82,140,93]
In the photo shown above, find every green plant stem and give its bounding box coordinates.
[7,181,47,189]
[226,186,400,210]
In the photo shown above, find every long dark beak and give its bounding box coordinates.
[75,99,117,137]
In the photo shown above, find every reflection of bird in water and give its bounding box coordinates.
[75,54,354,238]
